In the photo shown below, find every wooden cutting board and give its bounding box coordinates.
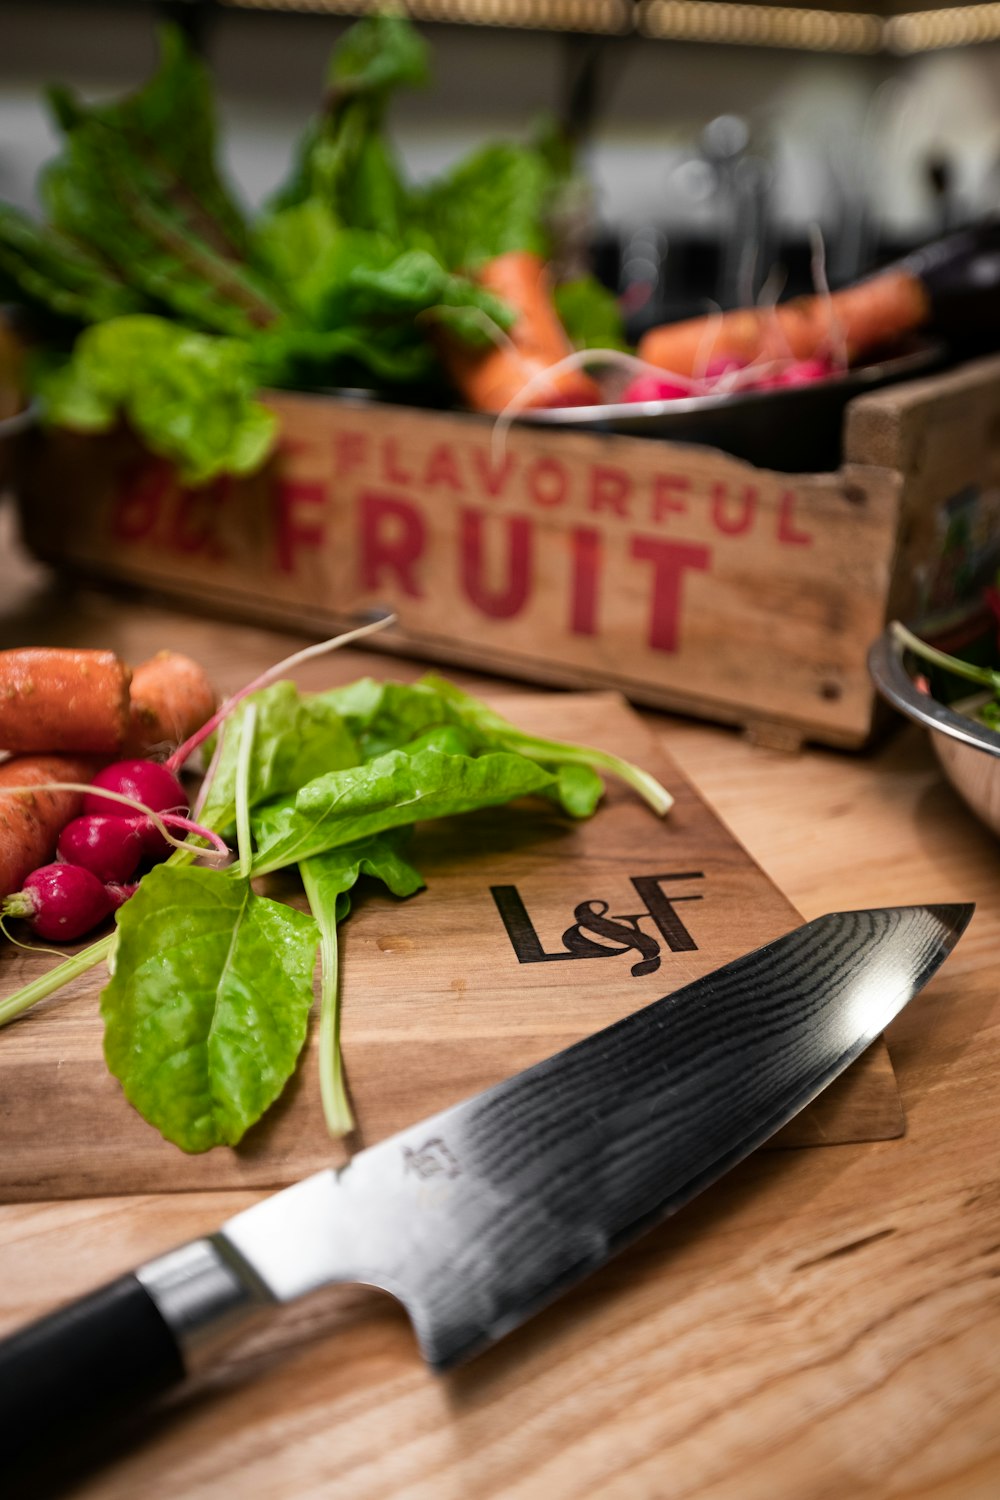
[0,692,901,1202]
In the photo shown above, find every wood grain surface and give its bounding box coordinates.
[0,509,998,1499]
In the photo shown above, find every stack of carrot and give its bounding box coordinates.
[0,647,216,904]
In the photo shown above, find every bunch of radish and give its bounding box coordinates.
[621,352,840,406]
[0,648,216,943]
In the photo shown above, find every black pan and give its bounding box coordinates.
[519,342,946,473]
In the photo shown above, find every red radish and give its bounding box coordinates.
[2,863,112,941]
[83,758,187,817]
[622,374,694,404]
[703,354,747,381]
[106,881,139,912]
[754,357,835,390]
[57,815,143,884]
[83,758,188,859]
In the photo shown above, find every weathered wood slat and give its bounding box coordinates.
[16,356,1000,749]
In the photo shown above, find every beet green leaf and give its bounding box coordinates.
[102,863,319,1152]
[199,681,360,836]
[252,729,555,875]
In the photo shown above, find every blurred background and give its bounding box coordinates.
[4,0,1000,331]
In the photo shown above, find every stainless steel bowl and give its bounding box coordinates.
[868,626,1000,836]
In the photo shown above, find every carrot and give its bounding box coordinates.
[440,250,602,413]
[637,269,931,380]
[0,649,131,756]
[0,754,97,899]
[123,650,217,757]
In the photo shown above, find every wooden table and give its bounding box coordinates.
[1,513,998,1499]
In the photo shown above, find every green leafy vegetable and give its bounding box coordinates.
[415,143,553,273]
[420,674,673,814]
[319,676,448,757]
[252,728,557,874]
[102,864,319,1153]
[323,675,672,816]
[892,621,1000,696]
[1,657,674,1153]
[300,831,424,1136]
[273,14,427,238]
[0,204,146,325]
[251,224,512,385]
[40,28,286,339]
[199,681,360,836]
[48,25,250,257]
[555,277,627,352]
[35,316,278,484]
[892,620,1000,731]
[2,12,607,477]
[234,700,257,879]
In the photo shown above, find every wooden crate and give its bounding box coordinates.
[15,355,1000,749]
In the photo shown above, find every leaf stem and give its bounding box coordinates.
[0,932,115,1029]
[891,621,1000,694]
[166,613,397,774]
[235,701,257,880]
[300,862,354,1138]
[509,734,674,816]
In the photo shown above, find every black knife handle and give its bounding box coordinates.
[0,1273,185,1486]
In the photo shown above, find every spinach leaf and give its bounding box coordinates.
[419,674,673,816]
[322,677,605,816]
[300,831,424,1136]
[304,831,425,909]
[254,204,367,324]
[548,764,605,819]
[252,730,556,874]
[252,321,441,391]
[320,677,454,758]
[327,675,669,817]
[554,276,627,352]
[415,143,553,273]
[322,247,511,339]
[273,13,426,238]
[252,216,511,384]
[36,316,277,484]
[102,864,319,1152]
[199,682,359,836]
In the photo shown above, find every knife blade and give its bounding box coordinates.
[0,903,972,1479]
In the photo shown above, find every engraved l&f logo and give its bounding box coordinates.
[490,872,703,978]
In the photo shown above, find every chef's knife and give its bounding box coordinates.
[0,903,971,1480]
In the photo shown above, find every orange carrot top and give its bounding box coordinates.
[0,649,132,756]
[440,251,601,414]
[124,651,217,757]
[638,269,931,380]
